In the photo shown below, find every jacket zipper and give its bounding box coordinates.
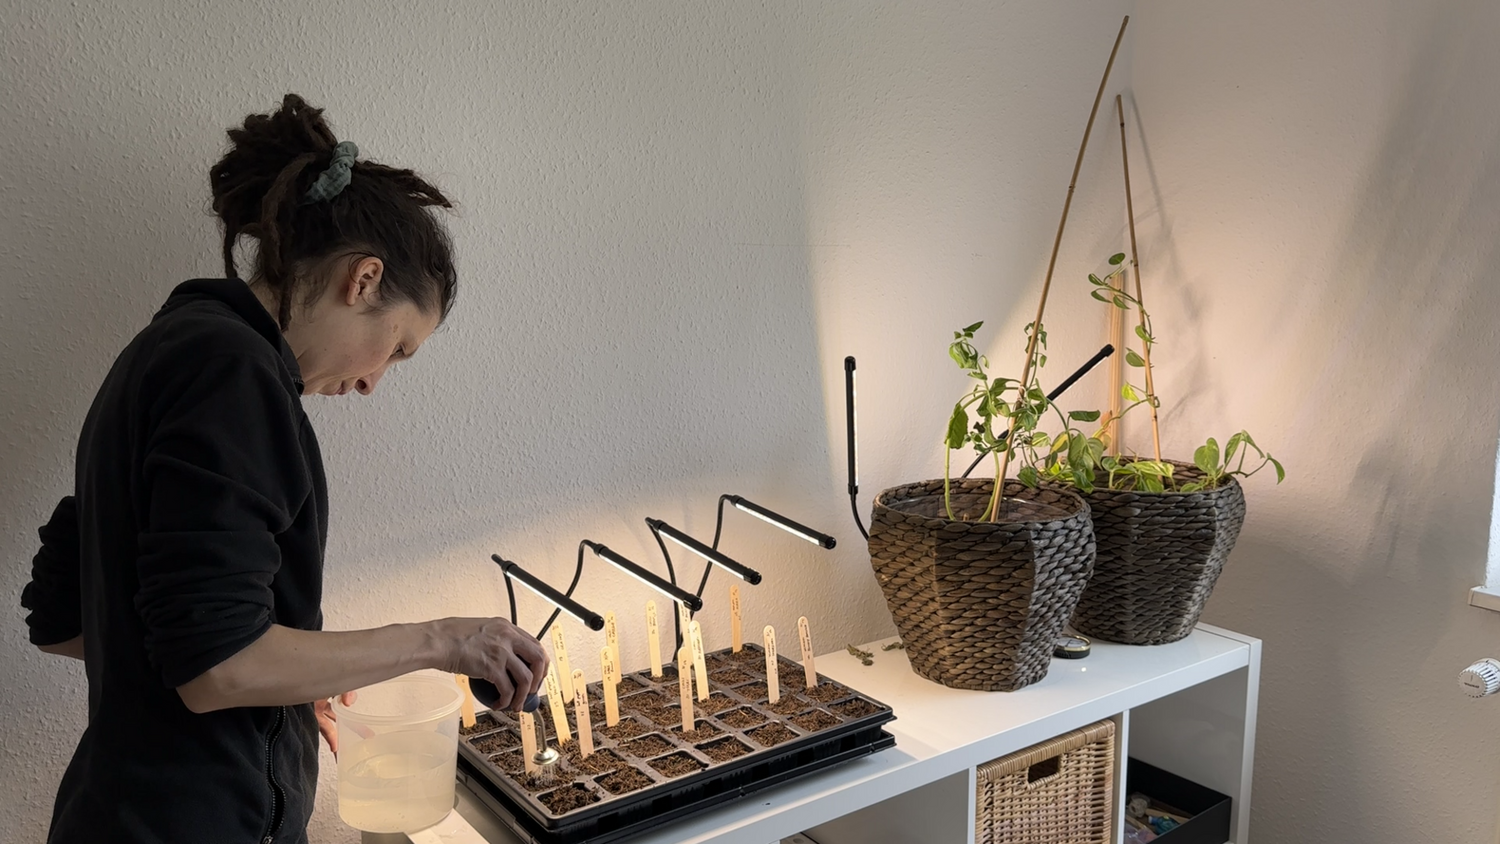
[261,705,287,844]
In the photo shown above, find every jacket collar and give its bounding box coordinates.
[164,279,306,393]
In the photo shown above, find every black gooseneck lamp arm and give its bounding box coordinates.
[490,553,605,637]
[959,343,1117,479]
[843,345,1119,539]
[580,539,703,654]
[845,357,867,540]
[646,517,763,649]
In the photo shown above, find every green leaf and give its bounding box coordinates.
[1031,431,1052,448]
[1017,466,1039,488]
[1270,456,1286,483]
[1091,290,1112,303]
[1180,482,1203,493]
[1050,432,1070,454]
[1069,410,1102,422]
[1088,273,1104,286]
[1122,383,1141,402]
[1135,460,1173,477]
[1135,325,1152,344]
[1101,456,1120,471]
[1113,295,1128,308]
[1109,252,1126,266]
[1225,432,1245,465]
[1126,349,1146,367]
[963,321,984,334]
[1195,439,1220,475]
[945,404,969,450]
[1086,437,1105,464]
[1037,354,1047,367]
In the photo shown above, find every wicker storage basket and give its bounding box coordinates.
[976,719,1115,844]
[1070,461,1246,645]
[868,478,1095,692]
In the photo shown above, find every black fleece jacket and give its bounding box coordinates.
[22,279,327,844]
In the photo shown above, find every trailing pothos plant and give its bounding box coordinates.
[1027,252,1285,494]
[941,320,1102,520]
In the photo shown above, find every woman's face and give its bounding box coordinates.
[283,257,441,397]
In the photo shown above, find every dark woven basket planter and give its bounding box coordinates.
[1069,461,1247,645]
[868,478,1095,692]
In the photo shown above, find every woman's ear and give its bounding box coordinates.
[344,256,386,306]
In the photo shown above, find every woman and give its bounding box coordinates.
[20,94,548,844]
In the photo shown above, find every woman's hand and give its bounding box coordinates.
[438,618,549,712]
[315,692,357,755]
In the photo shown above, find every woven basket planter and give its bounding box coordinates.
[868,478,1095,692]
[975,719,1116,844]
[1069,460,1247,645]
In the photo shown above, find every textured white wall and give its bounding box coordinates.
[1,2,1134,840]
[1133,1,1500,841]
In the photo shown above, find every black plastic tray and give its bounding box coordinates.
[456,644,897,844]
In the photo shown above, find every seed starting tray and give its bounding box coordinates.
[456,643,896,844]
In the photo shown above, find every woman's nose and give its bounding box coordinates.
[355,365,388,396]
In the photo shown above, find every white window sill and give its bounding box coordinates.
[1470,586,1500,613]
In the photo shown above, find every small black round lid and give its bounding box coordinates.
[1054,634,1092,659]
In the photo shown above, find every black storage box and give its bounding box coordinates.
[1125,758,1232,844]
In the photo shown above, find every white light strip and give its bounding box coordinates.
[852,371,859,488]
[661,531,752,581]
[733,501,822,545]
[615,560,688,603]
[508,573,582,622]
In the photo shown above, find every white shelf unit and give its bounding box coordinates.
[379,624,1259,844]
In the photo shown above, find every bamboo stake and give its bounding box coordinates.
[1105,274,1126,456]
[1115,93,1161,461]
[990,15,1130,521]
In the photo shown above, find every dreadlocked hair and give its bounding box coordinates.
[208,93,458,329]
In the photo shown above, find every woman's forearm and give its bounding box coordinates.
[176,622,445,713]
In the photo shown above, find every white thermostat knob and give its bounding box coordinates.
[1460,658,1500,697]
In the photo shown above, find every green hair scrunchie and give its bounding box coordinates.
[301,141,359,204]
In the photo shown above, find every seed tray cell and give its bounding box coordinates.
[457,643,896,844]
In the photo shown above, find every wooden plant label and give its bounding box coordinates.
[688,620,710,702]
[544,663,571,744]
[646,600,663,679]
[519,711,539,774]
[677,646,695,732]
[571,670,594,758]
[764,625,780,705]
[601,646,621,727]
[730,584,743,652]
[456,674,477,728]
[604,610,620,669]
[551,627,574,704]
[798,616,817,689]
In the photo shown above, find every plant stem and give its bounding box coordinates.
[944,448,956,520]
[992,15,1130,521]
[1116,93,1161,462]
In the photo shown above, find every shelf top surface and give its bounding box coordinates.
[817,625,1253,761]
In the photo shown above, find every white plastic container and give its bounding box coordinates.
[333,673,463,833]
